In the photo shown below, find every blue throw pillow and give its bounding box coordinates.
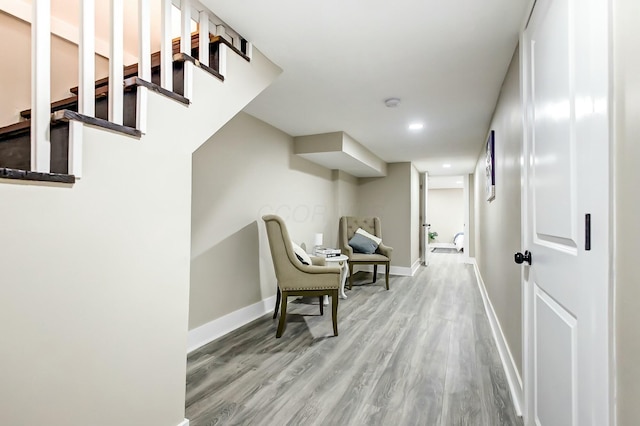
[348,233,379,254]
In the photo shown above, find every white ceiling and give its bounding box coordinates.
[201,0,532,176]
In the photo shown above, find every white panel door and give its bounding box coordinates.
[521,0,610,425]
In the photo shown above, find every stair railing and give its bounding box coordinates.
[28,0,250,177]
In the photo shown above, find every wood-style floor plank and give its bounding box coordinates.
[186,252,523,426]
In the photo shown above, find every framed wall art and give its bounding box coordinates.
[485,130,495,201]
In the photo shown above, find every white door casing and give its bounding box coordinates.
[521,0,611,425]
[420,172,429,265]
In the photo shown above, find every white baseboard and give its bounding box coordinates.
[176,419,189,426]
[428,242,456,249]
[358,259,421,277]
[470,258,524,417]
[410,258,421,276]
[188,295,276,353]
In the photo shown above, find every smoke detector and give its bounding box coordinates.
[384,97,401,108]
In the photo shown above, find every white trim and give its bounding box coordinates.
[188,295,277,353]
[410,258,421,276]
[218,43,228,77]
[358,259,421,277]
[68,120,83,178]
[429,242,456,249]
[462,173,471,263]
[470,258,524,416]
[183,60,194,101]
[0,0,136,64]
[176,419,189,426]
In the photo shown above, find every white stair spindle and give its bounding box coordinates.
[31,0,51,173]
[180,0,192,54]
[160,0,173,91]
[198,11,210,67]
[79,0,95,117]
[138,0,151,81]
[109,0,124,125]
[137,0,151,134]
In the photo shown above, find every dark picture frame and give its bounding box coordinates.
[485,130,495,201]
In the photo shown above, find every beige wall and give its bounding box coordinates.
[473,48,522,376]
[190,112,358,330]
[0,42,279,425]
[358,162,416,268]
[428,188,464,243]
[0,12,109,127]
[613,0,640,423]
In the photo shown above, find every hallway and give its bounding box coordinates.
[186,252,522,425]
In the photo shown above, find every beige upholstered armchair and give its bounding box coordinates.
[339,216,393,290]
[263,215,341,338]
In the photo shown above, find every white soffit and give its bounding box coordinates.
[294,132,387,178]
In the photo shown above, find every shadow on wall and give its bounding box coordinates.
[189,221,261,329]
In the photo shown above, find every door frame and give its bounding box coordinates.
[419,172,429,265]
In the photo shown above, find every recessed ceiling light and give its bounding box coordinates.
[408,123,424,131]
[443,164,452,168]
[456,181,462,184]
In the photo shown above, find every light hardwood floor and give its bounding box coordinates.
[186,252,523,426]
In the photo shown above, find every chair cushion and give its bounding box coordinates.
[291,241,311,265]
[349,252,390,262]
[348,232,379,254]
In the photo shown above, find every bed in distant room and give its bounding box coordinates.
[453,232,464,252]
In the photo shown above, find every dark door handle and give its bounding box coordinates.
[422,223,431,227]
[514,250,532,265]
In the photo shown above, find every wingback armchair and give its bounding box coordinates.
[263,215,341,338]
[339,216,393,290]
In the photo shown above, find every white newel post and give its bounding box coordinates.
[137,0,151,134]
[198,10,210,67]
[160,0,173,91]
[31,0,51,173]
[109,0,124,125]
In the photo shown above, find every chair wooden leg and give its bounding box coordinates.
[273,287,281,319]
[319,296,324,315]
[331,289,338,336]
[385,262,390,290]
[276,291,288,338]
[348,263,353,289]
[373,264,378,283]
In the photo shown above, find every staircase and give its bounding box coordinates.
[0,1,280,185]
[0,2,280,425]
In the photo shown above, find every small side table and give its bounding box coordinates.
[324,254,349,300]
